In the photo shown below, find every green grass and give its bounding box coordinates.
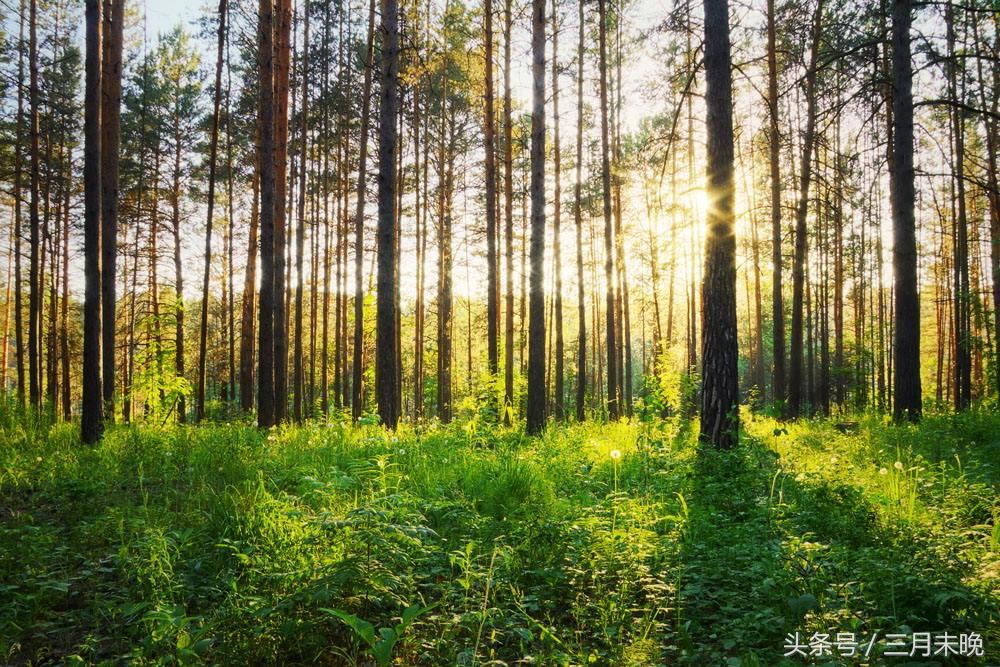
[1,407,997,664]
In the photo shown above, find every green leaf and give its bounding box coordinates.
[320,608,376,647]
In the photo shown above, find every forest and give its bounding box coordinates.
[0,0,998,662]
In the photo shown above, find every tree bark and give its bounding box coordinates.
[891,0,921,419]
[484,0,499,378]
[598,0,618,419]
[376,0,401,429]
[353,0,376,420]
[197,0,228,421]
[787,0,823,417]
[256,0,276,427]
[101,0,124,421]
[82,0,104,443]
[526,0,547,435]
[767,0,784,406]
[574,0,586,422]
[699,0,739,448]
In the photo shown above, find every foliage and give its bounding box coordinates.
[0,409,997,664]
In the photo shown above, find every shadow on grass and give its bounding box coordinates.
[665,431,999,665]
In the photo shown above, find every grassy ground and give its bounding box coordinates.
[1,406,997,665]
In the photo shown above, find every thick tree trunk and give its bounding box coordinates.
[256,0,276,427]
[101,0,123,421]
[526,0,546,435]
[272,0,292,423]
[699,0,739,448]
[891,0,921,419]
[82,0,103,443]
[376,0,401,429]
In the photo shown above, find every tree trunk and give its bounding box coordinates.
[787,0,822,417]
[353,0,376,420]
[376,0,401,429]
[699,0,739,448]
[946,4,970,411]
[101,0,123,421]
[13,0,25,404]
[598,0,618,419]
[197,0,228,421]
[484,0,499,379]
[526,0,547,435]
[240,161,259,413]
[574,0,586,421]
[767,0,784,406]
[503,0,515,423]
[28,0,40,408]
[293,0,308,423]
[82,0,103,443]
[256,0,276,427]
[891,0,921,419]
[272,0,292,423]
[551,0,564,420]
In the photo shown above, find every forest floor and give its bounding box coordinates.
[0,406,998,665]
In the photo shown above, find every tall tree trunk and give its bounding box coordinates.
[700,0,739,448]
[240,163,260,412]
[891,0,921,419]
[767,0,784,406]
[28,0,40,409]
[598,0,618,419]
[503,0,515,423]
[574,0,586,421]
[437,98,453,424]
[101,0,123,421]
[376,0,401,429]
[256,0,277,427]
[60,180,71,417]
[197,0,228,421]
[787,0,823,417]
[526,0,547,435]
[272,0,292,423]
[82,0,103,443]
[293,0,308,423]
[551,0,564,420]
[13,0,25,403]
[171,126,186,423]
[946,4,970,411]
[484,0,499,378]
[353,0,376,420]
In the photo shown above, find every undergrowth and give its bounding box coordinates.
[0,408,997,664]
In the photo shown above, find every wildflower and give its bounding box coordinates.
[894,461,904,471]
[399,448,406,456]
[610,449,622,460]
[830,456,839,465]
[879,467,888,476]
[35,456,42,463]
